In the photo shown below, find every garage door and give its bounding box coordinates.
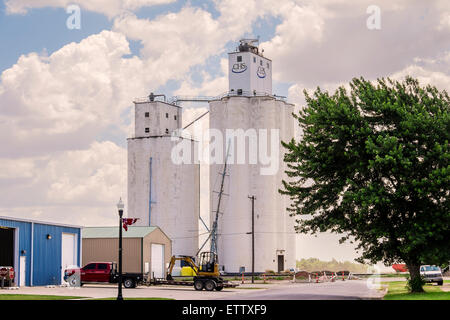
[20,256,26,287]
[61,233,77,284]
[0,227,14,267]
[151,244,165,279]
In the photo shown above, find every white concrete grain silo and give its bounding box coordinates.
[127,95,200,257]
[208,39,296,273]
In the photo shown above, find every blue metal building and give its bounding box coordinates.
[0,216,81,286]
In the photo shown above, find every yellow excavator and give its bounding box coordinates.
[166,251,228,291]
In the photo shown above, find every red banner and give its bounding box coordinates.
[122,218,139,231]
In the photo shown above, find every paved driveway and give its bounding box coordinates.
[0,279,385,300]
[217,280,385,300]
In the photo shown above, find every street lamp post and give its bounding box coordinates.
[248,195,256,284]
[117,198,124,301]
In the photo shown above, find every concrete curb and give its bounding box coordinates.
[362,288,388,300]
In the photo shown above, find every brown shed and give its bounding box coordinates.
[82,226,171,279]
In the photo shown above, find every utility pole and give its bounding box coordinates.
[247,195,256,284]
[117,198,124,301]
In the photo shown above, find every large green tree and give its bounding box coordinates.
[281,77,449,292]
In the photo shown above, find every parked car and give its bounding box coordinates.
[64,262,144,288]
[392,264,408,273]
[420,265,443,285]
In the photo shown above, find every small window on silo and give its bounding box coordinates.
[166,113,169,118]
[145,128,150,133]
[165,128,169,134]
[253,57,256,63]
[174,115,177,120]
[237,56,242,62]
[145,112,149,117]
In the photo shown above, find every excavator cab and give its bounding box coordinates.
[198,252,217,273]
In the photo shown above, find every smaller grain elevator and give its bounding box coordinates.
[127,95,200,258]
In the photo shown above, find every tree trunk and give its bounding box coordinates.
[406,263,424,293]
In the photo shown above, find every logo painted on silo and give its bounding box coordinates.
[257,66,266,78]
[232,63,247,73]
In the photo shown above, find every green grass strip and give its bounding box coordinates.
[383,281,450,300]
[90,297,175,300]
[0,294,87,300]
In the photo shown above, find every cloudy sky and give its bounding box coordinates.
[1,0,449,263]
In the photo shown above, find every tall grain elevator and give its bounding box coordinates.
[127,94,200,257]
[209,39,296,273]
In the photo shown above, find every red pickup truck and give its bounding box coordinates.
[64,262,144,288]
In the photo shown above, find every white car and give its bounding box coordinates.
[420,265,444,285]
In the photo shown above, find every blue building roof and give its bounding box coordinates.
[0,215,81,229]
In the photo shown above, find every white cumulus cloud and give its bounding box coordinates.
[5,0,175,18]
[0,141,127,225]
[0,30,148,156]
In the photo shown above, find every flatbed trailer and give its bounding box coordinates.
[148,278,239,289]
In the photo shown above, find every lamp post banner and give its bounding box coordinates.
[123,218,139,231]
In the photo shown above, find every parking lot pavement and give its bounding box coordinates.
[0,280,386,300]
[0,283,265,300]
